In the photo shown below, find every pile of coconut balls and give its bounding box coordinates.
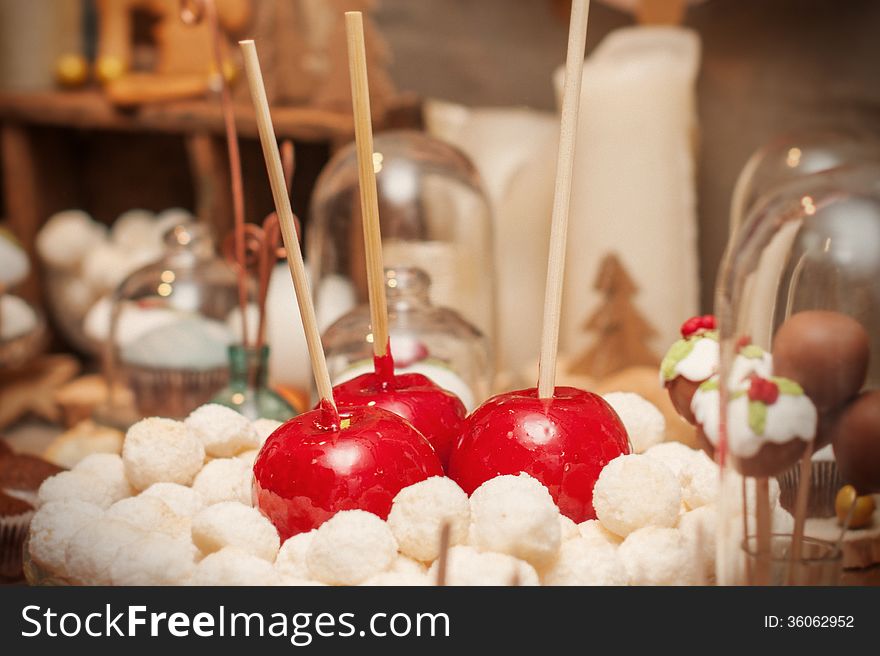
[26,402,794,586]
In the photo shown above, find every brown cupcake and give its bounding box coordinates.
[0,454,65,507]
[0,491,34,580]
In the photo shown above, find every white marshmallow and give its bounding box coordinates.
[185,404,260,457]
[190,547,277,586]
[191,502,279,562]
[141,483,205,518]
[192,457,253,506]
[428,545,539,586]
[602,392,666,453]
[593,454,681,538]
[618,527,697,585]
[28,500,103,572]
[541,537,627,585]
[306,510,397,585]
[387,476,470,562]
[122,417,205,490]
[469,473,561,568]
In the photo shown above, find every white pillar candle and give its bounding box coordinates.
[556,26,701,360]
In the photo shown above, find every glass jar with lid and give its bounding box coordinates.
[308,130,496,364]
[709,163,880,585]
[102,223,243,421]
[321,266,491,411]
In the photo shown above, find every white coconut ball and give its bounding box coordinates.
[192,457,253,506]
[0,295,37,340]
[469,473,561,568]
[678,505,717,580]
[387,476,470,562]
[428,545,539,586]
[390,555,427,576]
[680,451,719,510]
[65,518,146,585]
[122,417,205,490]
[36,210,105,269]
[541,537,628,585]
[577,519,623,549]
[275,530,315,581]
[306,510,397,585]
[111,209,158,251]
[618,527,697,585]
[237,450,260,467]
[593,454,681,538]
[643,441,702,479]
[38,471,123,509]
[141,483,205,518]
[109,533,198,585]
[106,496,189,540]
[185,404,260,457]
[559,515,580,542]
[602,392,666,453]
[82,241,136,292]
[0,234,29,287]
[191,501,279,562]
[72,453,134,502]
[28,500,104,572]
[190,547,277,586]
[252,418,282,445]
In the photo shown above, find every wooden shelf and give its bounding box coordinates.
[0,88,358,142]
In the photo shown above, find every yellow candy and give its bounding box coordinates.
[55,53,89,88]
[96,56,126,84]
[835,485,875,529]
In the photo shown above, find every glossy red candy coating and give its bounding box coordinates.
[680,314,716,338]
[331,352,466,468]
[253,404,443,539]
[448,386,630,522]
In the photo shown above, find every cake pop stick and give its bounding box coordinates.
[754,477,772,585]
[345,11,389,362]
[240,39,335,411]
[788,443,814,583]
[538,0,591,399]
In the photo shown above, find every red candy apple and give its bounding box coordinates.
[253,401,443,539]
[331,352,467,468]
[448,386,631,522]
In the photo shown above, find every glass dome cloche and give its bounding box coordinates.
[308,130,496,362]
[708,163,880,585]
[321,266,492,411]
[101,223,244,422]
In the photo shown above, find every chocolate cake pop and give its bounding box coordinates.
[772,310,869,411]
[332,349,466,467]
[448,386,630,522]
[831,390,880,494]
[691,374,817,477]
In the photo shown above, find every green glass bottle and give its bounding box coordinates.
[211,344,295,421]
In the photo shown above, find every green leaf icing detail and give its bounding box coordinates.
[698,377,720,392]
[772,377,804,396]
[739,344,764,359]
[748,400,767,435]
[661,338,695,381]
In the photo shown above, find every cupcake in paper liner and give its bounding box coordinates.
[0,492,34,580]
[777,444,842,518]
[691,374,817,478]
[121,317,232,419]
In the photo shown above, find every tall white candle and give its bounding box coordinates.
[556,26,701,360]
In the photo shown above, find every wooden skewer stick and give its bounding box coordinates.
[435,522,451,586]
[537,0,591,399]
[754,476,772,585]
[240,39,336,409]
[788,443,814,583]
[345,11,389,358]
